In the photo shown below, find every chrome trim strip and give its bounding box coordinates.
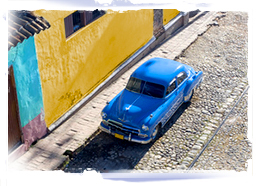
[107,119,140,134]
[99,125,151,144]
[48,36,156,132]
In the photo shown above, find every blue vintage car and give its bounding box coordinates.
[100,57,203,144]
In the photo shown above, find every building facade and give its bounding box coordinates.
[8,9,181,160]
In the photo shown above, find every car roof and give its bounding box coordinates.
[131,57,187,88]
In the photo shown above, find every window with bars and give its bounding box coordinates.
[64,9,106,38]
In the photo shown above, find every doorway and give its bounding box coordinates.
[8,66,23,153]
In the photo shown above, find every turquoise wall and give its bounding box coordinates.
[8,36,44,128]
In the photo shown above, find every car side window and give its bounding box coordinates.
[166,79,176,96]
[177,71,188,86]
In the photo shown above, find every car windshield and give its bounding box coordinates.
[126,77,165,98]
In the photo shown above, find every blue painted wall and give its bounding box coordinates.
[8,36,44,128]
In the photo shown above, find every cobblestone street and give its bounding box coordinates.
[63,11,251,173]
[133,11,251,172]
[192,90,250,171]
[8,11,252,173]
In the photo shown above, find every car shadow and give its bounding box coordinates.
[158,101,191,138]
[63,102,191,173]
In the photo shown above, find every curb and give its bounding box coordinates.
[48,35,156,132]
[55,11,214,170]
[10,10,219,171]
[48,11,191,132]
[51,11,192,170]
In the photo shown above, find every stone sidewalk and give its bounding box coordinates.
[8,11,218,171]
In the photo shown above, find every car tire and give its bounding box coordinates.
[152,124,160,140]
[188,89,194,101]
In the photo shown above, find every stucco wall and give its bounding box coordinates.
[163,9,180,25]
[34,9,153,127]
[8,36,44,128]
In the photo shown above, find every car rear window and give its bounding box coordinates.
[126,77,165,98]
[177,71,188,86]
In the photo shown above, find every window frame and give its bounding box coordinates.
[142,81,165,98]
[125,77,144,94]
[165,78,176,96]
[72,11,85,32]
[64,9,106,39]
[126,77,165,98]
[176,71,188,87]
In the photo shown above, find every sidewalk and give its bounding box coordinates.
[9,11,219,171]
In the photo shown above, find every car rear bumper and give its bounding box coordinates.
[99,123,152,144]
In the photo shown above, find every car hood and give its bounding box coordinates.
[110,89,164,128]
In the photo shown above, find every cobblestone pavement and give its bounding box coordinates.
[63,12,251,173]
[9,11,219,171]
[192,90,251,171]
[176,11,251,171]
[132,11,251,172]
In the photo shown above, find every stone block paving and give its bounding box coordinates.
[192,90,251,171]
[130,11,250,172]
[8,11,219,171]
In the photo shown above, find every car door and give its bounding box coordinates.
[175,71,188,108]
[160,78,177,125]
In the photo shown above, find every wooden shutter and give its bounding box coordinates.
[64,14,73,38]
[79,11,86,26]
[85,11,93,25]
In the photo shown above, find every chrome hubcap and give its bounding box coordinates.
[152,126,159,138]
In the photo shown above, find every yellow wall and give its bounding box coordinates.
[34,9,153,127]
[163,9,180,25]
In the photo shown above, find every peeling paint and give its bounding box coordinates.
[34,9,154,127]
[59,90,83,107]
[8,36,45,128]
[8,36,48,150]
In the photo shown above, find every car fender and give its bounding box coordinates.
[184,71,203,97]
[102,90,124,114]
[147,99,170,131]
[148,108,162,127]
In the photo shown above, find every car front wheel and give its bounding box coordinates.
[152,124,160,140]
